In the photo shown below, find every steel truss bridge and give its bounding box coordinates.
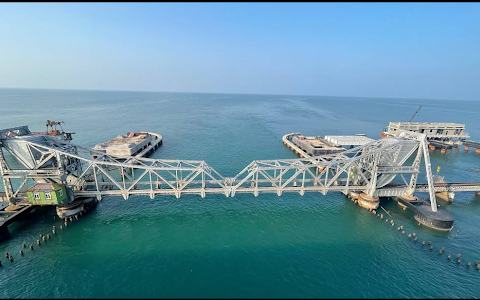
[0,128,452,213]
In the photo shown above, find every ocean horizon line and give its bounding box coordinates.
[0,86,475,102]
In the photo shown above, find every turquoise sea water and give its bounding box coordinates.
[0,88,479,298]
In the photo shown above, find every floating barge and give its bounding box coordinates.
[92,132,162,159]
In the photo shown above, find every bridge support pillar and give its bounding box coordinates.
[448,192,455,201]
[435,191,455,202]
[475,191,480,197]
[347,192,359,201]
[398,194,418,210]
[400,194,417,202]
[358,193,379,210]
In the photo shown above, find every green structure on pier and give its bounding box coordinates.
[26,183,67,205]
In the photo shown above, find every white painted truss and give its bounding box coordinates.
[0,129,439,211]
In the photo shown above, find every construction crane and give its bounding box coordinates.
[409,105,422,122]
[46,120,64,134]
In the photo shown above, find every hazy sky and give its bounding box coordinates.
[0,2,479,100]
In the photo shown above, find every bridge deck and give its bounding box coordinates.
[385,182,480,193]
[1,130,478,205]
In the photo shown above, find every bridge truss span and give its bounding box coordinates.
[0,129,440,212]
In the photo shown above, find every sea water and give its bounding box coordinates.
[0,88,479,298]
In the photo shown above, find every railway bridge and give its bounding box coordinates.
[0,129,437,204]
[1,127,479,231]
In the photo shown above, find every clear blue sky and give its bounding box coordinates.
[0,2,479,100]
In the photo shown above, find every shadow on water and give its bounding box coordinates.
[0,206,54,242]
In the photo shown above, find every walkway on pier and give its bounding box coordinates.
[463,140,480,150]
[282,133,310,158]
[428,140,454,149]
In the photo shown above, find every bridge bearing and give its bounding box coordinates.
[358,193,380,210]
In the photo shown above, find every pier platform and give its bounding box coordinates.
[391,196,454,231]
[93,132,162,160]
[290,134,344,156]
[285,133,374,157]
[462,140,480,148]
[0,203,38,239]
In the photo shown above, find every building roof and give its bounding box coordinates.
[26,183,63,192]
[93,132,150,151]
[324,135,375,146]
[389,122,466,128]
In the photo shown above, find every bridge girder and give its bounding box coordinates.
[0,130,438,211]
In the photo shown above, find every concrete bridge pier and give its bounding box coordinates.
[436,191,455,202]
[358,193,380,210]
[392,195,454,231]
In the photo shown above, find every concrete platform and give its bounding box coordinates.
[392,196,454,231]
[0,203,38,239]
[93,132,162,158]
[291,134,344,156]
[414,205,454,231]
[358,193,380,210]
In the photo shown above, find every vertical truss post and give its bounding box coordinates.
[367,152,380,197]
[345,165,352,194]
[55,151,64,183]
[420,135,437,212]
[254,169,259,197]
[93,164,101,200]
[201,168,206,198]
[407,144,422,195]
[0,146,14,203]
